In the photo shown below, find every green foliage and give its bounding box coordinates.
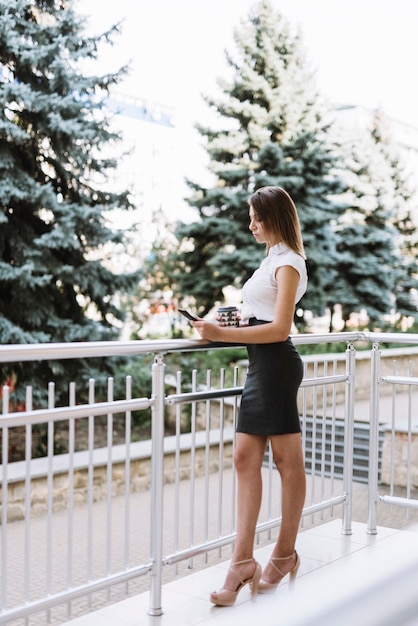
[329,112,418,330]
[0,0,139,403]
[375,119,418,326]
[297,341,349,356]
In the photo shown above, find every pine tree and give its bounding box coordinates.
[329,117,399,330]
[172,0,343,323]
[370,114,418,328]
[392,184,418,327]
[0,0,138,403]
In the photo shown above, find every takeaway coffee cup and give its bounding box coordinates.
[217,306,239,327]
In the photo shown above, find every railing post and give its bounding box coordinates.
[1,385,10,612]
[342,342,355,535]
[148,354,166,616]
[367,341,381,535]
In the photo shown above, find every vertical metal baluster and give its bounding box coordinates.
[188,370,197,568]
[342,342,355,535]
[319,361,328,519]
[367,341,381,535]
[265,438,273,543]
[24,387,33,606]
[1,385,9,612]
[278,447,283,524]
[389,361,397,500]
[87,378,95,607]
[173,371,182,575]
[106,378,114,594]
[66,382,76,619]
[231,366,238,536]
[300,360,308,529]
[217,368,225,555]
[406,361,413,517]
[329,360,337,509]
[46,382,55,622]
[310,361,318,523]
[124,375,132,588]
[148,354,165,617]
[203,369,212,561]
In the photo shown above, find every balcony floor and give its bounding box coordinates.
[64,519,418,626]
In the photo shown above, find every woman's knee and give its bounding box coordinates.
[234,447,256,472]
[271,434,304,472]
[274,453,305,479]
[233,435,266,472]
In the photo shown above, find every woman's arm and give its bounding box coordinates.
[192,265,299,343]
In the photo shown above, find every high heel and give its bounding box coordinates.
[210,558,261,606]
[258,550,300,594]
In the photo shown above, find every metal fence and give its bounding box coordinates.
[0,331,417,624]
[366,333,418,534]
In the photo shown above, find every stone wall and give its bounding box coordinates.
[380,428,418,488]
[1,429,234,523]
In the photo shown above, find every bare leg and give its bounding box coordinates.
[261,433,306,583]
[213,433,267,592]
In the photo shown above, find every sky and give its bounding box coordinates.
[77,0,418,193]
[79,0,418,127]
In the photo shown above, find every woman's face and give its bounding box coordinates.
[249,205,270,245]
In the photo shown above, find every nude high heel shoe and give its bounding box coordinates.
[210,558,261,606]
[258,550,300,594]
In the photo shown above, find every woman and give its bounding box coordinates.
[191,186,307,606]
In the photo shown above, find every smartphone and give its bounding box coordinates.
[178,308,198,321]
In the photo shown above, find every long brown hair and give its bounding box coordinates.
[248,186,306,258]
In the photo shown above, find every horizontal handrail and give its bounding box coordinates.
[166,387,243,405]
[164,374,350,406]
[365,331,418,345]
[0,339,204,362]
[1,331,417,365]
[378,495,418,509]
[381,375,418,386]
[0,398,151,427]
[292,331,361,345]
[0,331,364,363]
[301,374,349,388]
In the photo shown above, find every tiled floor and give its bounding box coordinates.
[64,520,418,626]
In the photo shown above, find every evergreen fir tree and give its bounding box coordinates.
[172,0,343,323]
[391,185,418,326]
[0,0,138,403]
[370,114,418,328]
[330,117,399,330]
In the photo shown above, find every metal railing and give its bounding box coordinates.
[0,331,417,623]
[366,333,418,534]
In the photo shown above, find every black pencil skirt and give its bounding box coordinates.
[236,319,303,436]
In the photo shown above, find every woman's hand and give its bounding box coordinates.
[191,312,244,342]
[191,319,223,342]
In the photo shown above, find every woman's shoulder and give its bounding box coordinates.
[268,244,306,274]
